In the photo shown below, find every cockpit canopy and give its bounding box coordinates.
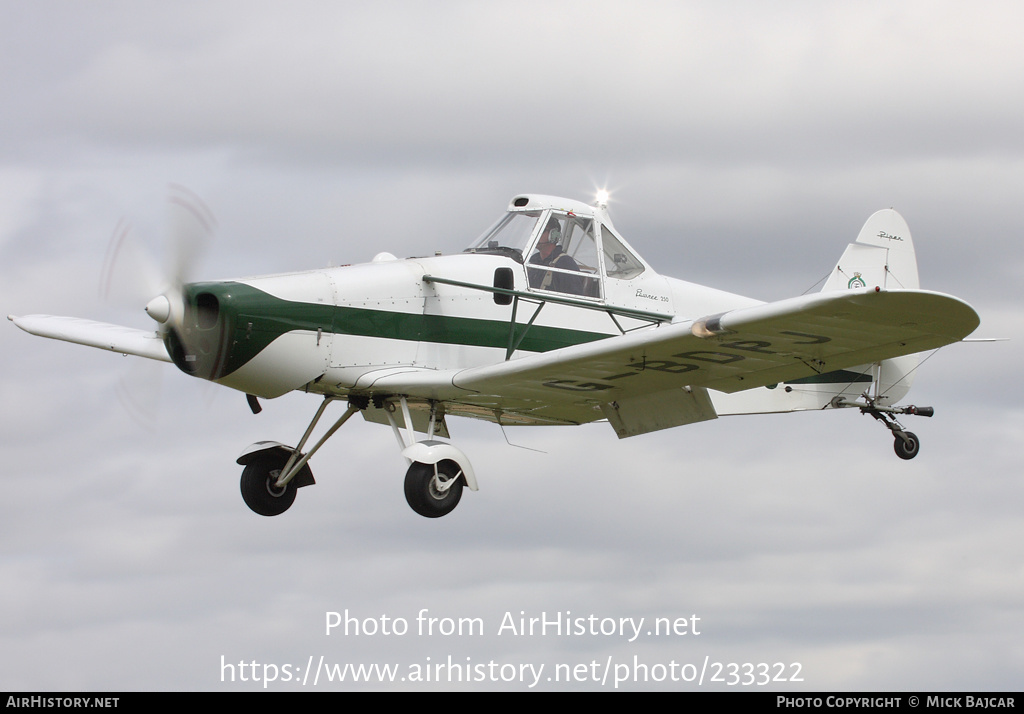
[464,195,646,298]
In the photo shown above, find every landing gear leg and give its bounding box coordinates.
[275,399,360,490]
[383,396,476,519]
[237,397,362,516]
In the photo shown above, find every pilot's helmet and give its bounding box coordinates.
[542,219,562,246]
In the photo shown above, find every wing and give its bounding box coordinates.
[366,288,979,430]
[9,314,172,363]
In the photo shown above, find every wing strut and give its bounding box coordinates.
[421,274,674,361]
[506,296,546,360]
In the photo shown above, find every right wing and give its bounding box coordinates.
[9,315,172,363]
[452,287,978,395]
[364,287,979,430]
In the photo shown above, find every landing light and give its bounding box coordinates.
[595,190,610,206]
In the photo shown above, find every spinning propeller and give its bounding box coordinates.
[100,185,214,338]
[98,185,215,420]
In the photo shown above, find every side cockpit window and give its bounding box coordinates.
[527,213,601,298]
[600,224,645,280]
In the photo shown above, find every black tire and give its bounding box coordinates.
[240,457,297,516]
[404,460,464,518]
[893,431,920,460]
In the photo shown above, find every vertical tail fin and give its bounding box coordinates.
[822,208,921,404]
[821,208,919,292]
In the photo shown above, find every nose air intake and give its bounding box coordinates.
[163,286,231,380]
[196,292,220,329]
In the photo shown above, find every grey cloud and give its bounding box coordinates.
[1,0,1021,691]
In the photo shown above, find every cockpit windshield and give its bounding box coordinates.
[463,211,542,263]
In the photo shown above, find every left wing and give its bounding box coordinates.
[366,288,979,428]
[9,315,172,363]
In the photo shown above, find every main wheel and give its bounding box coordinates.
[240,456,297,516]
[404,460,464,518]
[893,431,920,460]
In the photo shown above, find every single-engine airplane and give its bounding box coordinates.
[10,192,980,518]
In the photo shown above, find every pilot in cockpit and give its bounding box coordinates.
[528,219,584,294]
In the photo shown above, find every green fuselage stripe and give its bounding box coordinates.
[176,281,611,379]
[334,305,608,351]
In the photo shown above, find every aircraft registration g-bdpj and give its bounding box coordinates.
[10,192,980,518]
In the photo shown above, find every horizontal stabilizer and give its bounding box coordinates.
[9,314,171,363]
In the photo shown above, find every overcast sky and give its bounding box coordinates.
[1,0,1021,691]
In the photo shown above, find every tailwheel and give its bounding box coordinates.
[893,431,920,461]
[404,460,464,518]
[240,455,299,517]
[834,395,932,462]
